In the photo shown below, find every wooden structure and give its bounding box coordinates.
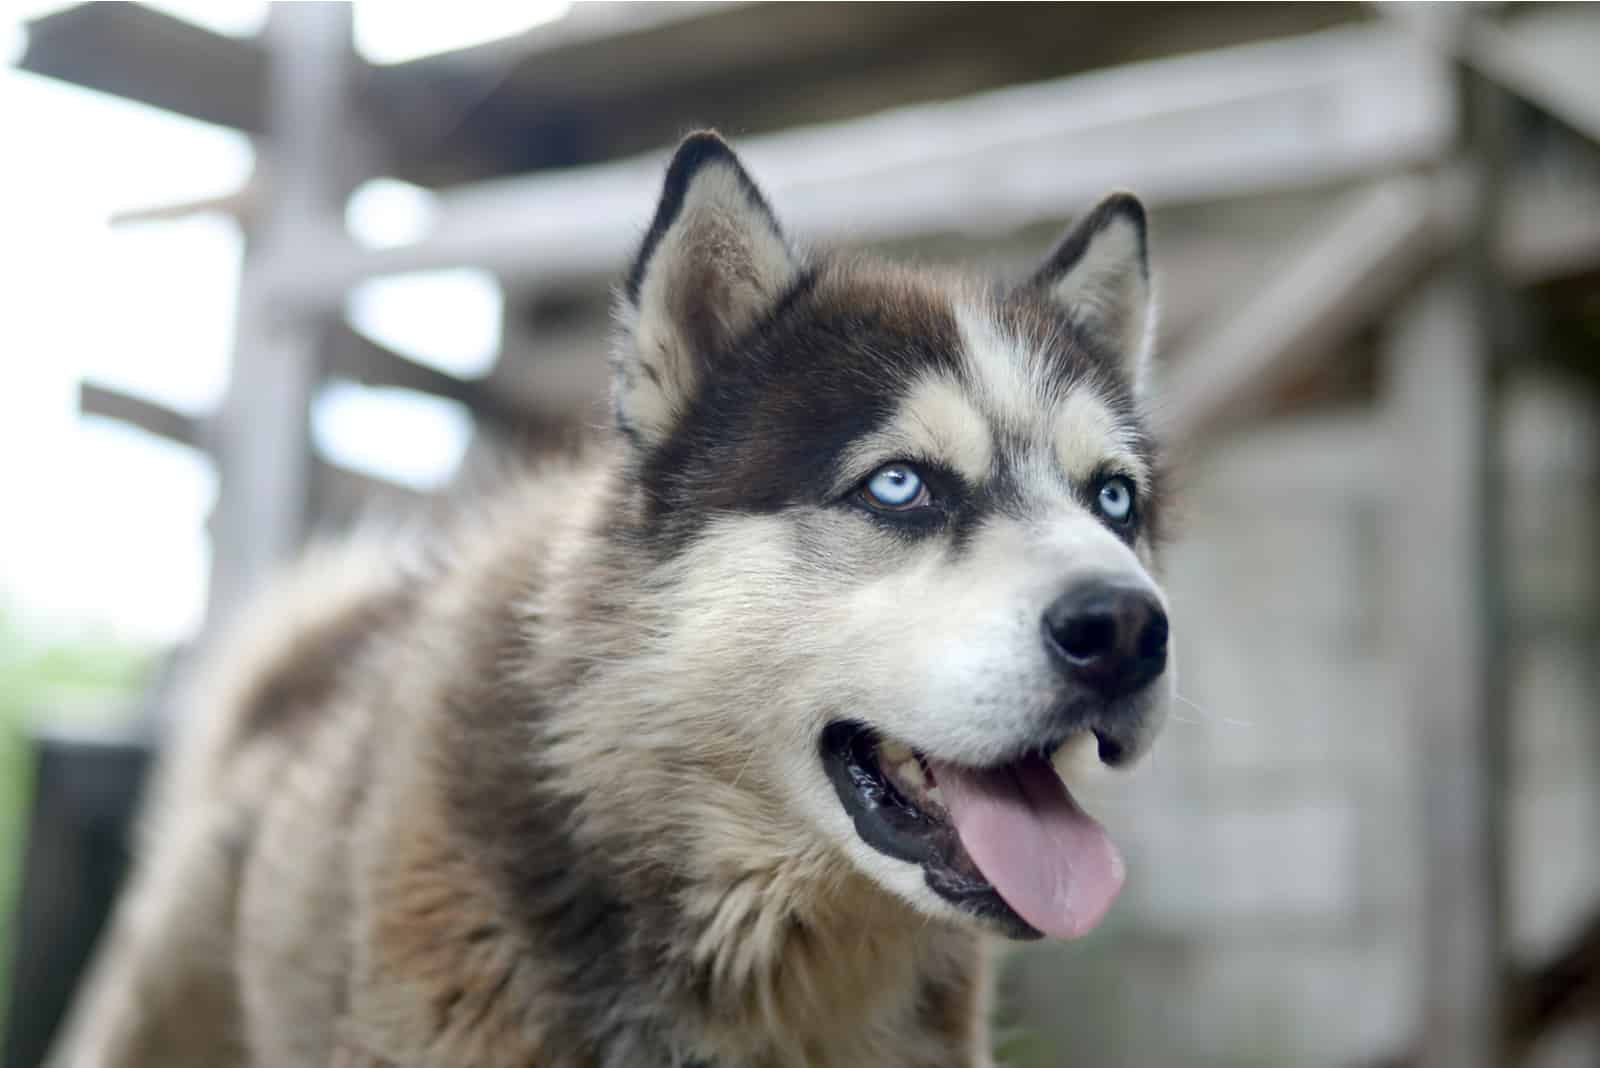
[14,3,1600,1065]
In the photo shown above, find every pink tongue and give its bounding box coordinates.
[927,754,1123,939]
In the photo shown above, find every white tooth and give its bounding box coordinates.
[880,740,914,766]
[897,760,926,790]
[925,784,944,807]
[1051,730,1104,786]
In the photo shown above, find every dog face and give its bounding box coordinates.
[613,133,1172,940]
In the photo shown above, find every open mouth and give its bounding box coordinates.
[820,720,1124,941]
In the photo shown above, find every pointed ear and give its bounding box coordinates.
[613,131,802,448]
[1028,193,1155,395]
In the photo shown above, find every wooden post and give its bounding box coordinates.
[1382,46,1513,1068]
[205,4,367,626]
[1385,269,1506,1068]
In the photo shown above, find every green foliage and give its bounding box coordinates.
[994,1027,1060,1067]
[0,604,154,1053]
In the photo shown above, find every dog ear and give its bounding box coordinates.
[1027,193,1155,395]
[614,131,802,448]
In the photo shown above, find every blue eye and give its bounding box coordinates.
[862,464,928,510]
[1096,476,1135,523]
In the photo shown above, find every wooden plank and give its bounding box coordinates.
[1160,178,1442,447]
[1386,60,1512,1067]
[1384,268,1506,1068]
[78,382,419,525]
[1380,3,1600,148]
[378,1,740,72]
[108,184,258,228]
[1159,162,1600,448]
[19,3,266,132]
[1499,177,1600,285]
[266,24,1455,304]
[326,316,617,434]
[1465,10,1600,148]
[22,4,1367,189]
[368,3,1364,186]
[1387,5,1600,146]
[78,382,204,448]
[323,325,482,404]
[204,3,364,626]
[307,456,425,526]
[321,324,528,430]
[321,322,610,444]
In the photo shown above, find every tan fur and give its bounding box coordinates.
[49,458,992,1068]
[842,374,995,488]
[52,139,1164,1067]
[1053,387,1149,490]
[49,547,412,1068]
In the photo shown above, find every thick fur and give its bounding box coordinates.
[50,133,1170,1068]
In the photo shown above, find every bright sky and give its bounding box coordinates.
[0,1,568,646]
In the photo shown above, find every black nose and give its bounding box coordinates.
[1042,581,1168,698]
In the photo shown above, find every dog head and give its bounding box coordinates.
[612,132,1171,941]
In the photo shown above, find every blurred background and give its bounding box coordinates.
[1,2,1597,1066]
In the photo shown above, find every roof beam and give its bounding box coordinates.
[1160,166,1600,448]
[1160,178,1443,447]
[202,4,368,627]
[19,3,267,132]
[1500,178,1600,283]
[307,456,424,521]
[1400,7,1600,149]
[321,325,532,430]
[1463,12,1600,146]
[108,183,259,228]
[79,381,205,448]
[78,380,417,509]
[1387,267,1508,1068]
[265,24,1456,306]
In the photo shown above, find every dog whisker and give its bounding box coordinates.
[1175,691,1252,729]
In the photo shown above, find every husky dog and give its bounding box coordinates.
[51,132,1172,1068]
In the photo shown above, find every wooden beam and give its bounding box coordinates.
[1387,51,1512,1068]
[366,4,1366,187]
[1385,4,1600,141]
[79,313,549,439]
[1382,4,1600,148]
[323,322,613,445]
[1499,177,1600,285]
[1160,163,1600,448]
[78,382,205,449]
[18,3,267,133]
[1160,178,1443,447]
[265,24,1455,305]
[321,325,529,430]
[378,2,738,73]
[77,381,420,520]
[1384,268,1506,1068]
[108,183,259,228]
[1465,10,1600,148]
[205,3,366,627]
[323,324,479,403]
[307,456,425,525]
